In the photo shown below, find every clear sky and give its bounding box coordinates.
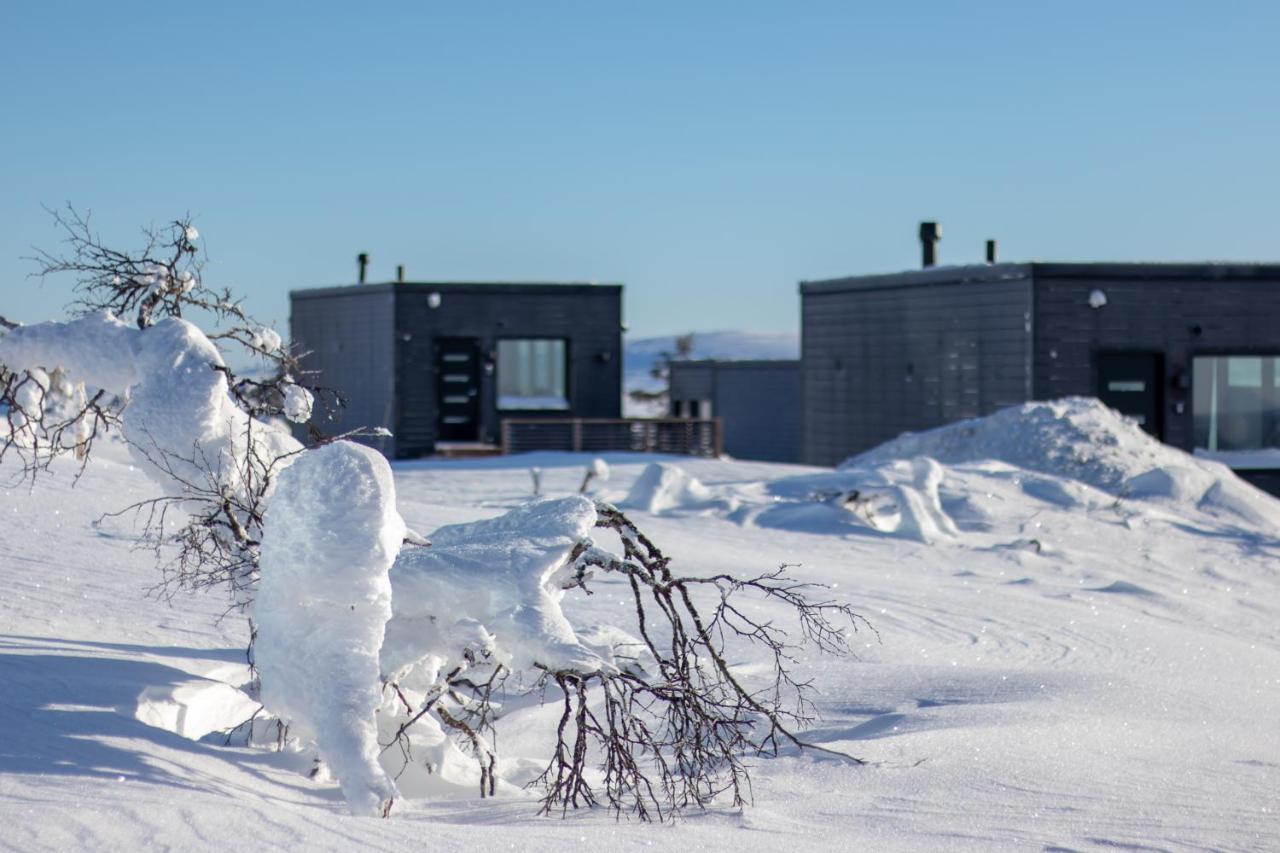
[3,2,1278,337]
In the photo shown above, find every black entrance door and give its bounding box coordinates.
[435,337,481,442]
[1096,351,1163,438]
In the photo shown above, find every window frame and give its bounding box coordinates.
[1190,350,1280,453]
[494,336,572,413]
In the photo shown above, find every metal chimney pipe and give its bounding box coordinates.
[985,239,997,264]
[919,222,940,268]
[396,264,405,283]
[357,253,370,284]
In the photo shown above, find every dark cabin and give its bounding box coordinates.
[669,359,801,463]
[290,281,623,458]
[800,261,1280,494]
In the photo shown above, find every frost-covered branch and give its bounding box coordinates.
[377,497,871,822]
[530,504,870,819]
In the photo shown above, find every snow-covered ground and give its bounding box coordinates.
[2,400,1279,850]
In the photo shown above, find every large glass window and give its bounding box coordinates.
[1192,355,1280,451]
[497,339,569,410]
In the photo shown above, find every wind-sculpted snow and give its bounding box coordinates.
[0,310,141,392]
[0,310,301,504]
[255,440,404,816]
[382,495,603,681]
[619,461,722,514]
[843,397,1280,530]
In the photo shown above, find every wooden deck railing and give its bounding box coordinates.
[500,418,723,457]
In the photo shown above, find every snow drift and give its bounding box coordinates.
[844,398,1280,530]
[619,461,720,514]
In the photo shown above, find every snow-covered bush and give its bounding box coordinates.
[378,497,872,818]
[0,209,340,602]
[256,440,404,816]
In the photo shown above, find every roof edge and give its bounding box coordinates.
[291,281,624,299]
[800,261,1280,295]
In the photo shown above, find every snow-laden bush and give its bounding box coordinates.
[256,440,404,816]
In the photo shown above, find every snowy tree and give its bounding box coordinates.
[0,213,869,820]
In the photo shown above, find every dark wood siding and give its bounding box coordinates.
[670,361,801,463]
[394,284,622,457]
[801,274,1033,466]
[667,363,715,404]
[1032,266,1280,452]
[290,288,397,456]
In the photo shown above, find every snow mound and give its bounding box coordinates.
[812,397,1280,534]
[848,398,1280,525]
[846,398,1189,493]
[255,440,405,816]
[619,462,716,514]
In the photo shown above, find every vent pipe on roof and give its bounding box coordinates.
[357,253,370,284]
[986,239,997,264]
[396,264,405,283]
[919,221,940,268]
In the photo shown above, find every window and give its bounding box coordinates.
[1192,355,1280,451]
[497,339,569,410]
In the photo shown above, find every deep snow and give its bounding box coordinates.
[2,400,1279,850]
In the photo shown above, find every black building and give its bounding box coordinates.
[291,281,623,458]
[668,359,801,463]
[800,262,1280,492]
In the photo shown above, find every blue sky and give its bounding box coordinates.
[2,2,1277,337]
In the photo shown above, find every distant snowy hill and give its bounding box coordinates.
[623,330,798,416]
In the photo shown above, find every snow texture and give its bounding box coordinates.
[0,310,302,546]
[854,398,1193,493]
[250,326,283,353]
[255,440,405,816]
[382,495,603,681]
[834,457,959,543]
[845,397,1280,530]
[283,384,314,423]
[619,461,715,513]
[4,401,1280,848]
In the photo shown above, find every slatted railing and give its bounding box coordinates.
[500,418,722,457]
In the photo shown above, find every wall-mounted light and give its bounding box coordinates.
[427,292,442,309]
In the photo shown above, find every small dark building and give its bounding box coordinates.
[291,281,623,458]
[669,360,801,463]
[800,262,1280,492]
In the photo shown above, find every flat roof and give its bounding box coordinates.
[800,262,1280,295]
[292,281,623,300]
